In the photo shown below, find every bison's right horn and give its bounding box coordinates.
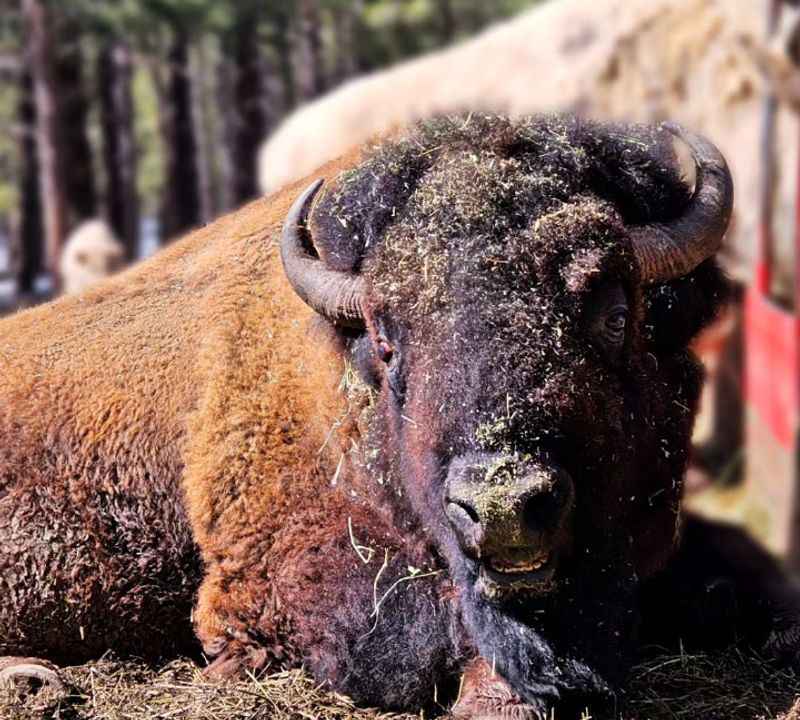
[280,179,366,328]
[631,123,734,284]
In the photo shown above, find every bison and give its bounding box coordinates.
[59,219,126,295]
[1,114,798,719]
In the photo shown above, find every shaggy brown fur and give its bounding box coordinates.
[0,152,357,663]
[1,115,799,720]
[1,142,466,710]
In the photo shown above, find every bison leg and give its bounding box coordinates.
[0,477,200,664]
[194,504,467,711]
[451,657,544,720]
[0,656,66,694]
[641,513,800,663]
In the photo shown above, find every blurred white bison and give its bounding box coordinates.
[59,219,126,295]
[259,0,799,293]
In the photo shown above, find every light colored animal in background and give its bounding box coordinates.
[59,219,126,295]
[258,0,798,292]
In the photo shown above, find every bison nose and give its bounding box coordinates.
[444,453,574,559]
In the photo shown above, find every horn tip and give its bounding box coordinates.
[298,177,325,208]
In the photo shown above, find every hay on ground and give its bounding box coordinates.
[2,650,797,720]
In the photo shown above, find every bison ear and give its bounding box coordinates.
[348,333,382,390]
[642,259,731,354]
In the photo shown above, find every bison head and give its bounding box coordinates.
[281,115,731,708]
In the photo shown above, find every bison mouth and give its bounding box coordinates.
[474,550,558,600]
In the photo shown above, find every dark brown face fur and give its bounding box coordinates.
[311,114,728,705]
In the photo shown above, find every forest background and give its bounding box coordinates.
[0,0,542,307]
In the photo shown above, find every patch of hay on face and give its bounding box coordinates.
[313,112,687,318]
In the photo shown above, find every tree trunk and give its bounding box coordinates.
[215,55,236,213]
[160,29,201,240]
[270,5,296,112]
[388,0,418,61]
[229,12,269,204]
[435,0,457,44]
[191,42,215,224]
[52,16,96,222]
[331,1,360,83]
[294,0,326,102]
[22,0,66,282]
[456,1,493,35]
[16,68,43,295]
[98,41,138,259]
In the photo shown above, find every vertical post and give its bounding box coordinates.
[757,1,783,295]
[790,118,800,570]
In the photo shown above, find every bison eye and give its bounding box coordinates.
[374,327,406,401]
[376,338,394,364]
[587,282,629,359]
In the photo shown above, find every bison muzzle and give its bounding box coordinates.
[445,453,574,599]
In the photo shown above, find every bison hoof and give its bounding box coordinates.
[451,658,544,720]
[0,657,66,695]
[203,643,269,680]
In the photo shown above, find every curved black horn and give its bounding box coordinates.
[631,123,733,283]
[280,179,365,328]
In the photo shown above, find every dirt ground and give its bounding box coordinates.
[2,649,798,720]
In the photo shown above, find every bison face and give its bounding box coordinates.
[360,202,641,607]
[441,284,630,601]
[280,115,732,699]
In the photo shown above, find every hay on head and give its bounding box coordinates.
[311,113,693,457]
[312,112,692,291]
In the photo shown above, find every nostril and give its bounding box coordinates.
[522,489,562,532]
[447,499,480,525]
[446,499,483,556]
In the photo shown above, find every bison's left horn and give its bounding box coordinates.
[280,179,366,328]
[632,123,733,284]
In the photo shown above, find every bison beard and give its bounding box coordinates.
[456,547,637,712]
[3,113,798,718]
